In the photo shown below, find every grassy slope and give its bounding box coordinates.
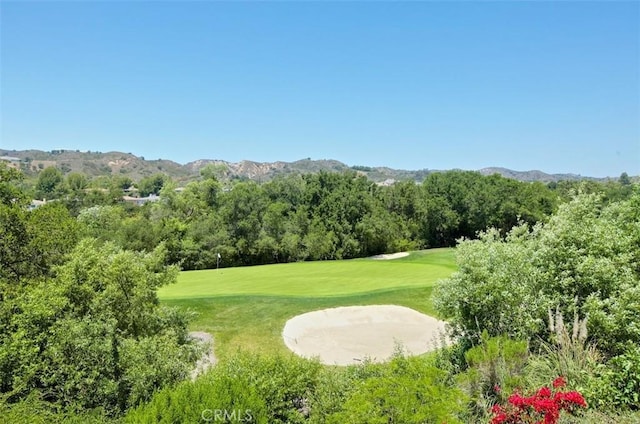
[159,248,456,359]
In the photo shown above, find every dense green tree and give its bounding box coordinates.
[218,181,268,264]
[0,165,32,283]
[550,179,635,204]
[114,175,134,191]
[421,171,557,245]
[619,172,631,186]
[26,202,81,273]
[66,172,88,191]
[35,166,64,199]
[0,240,198,413]
[0,163,27,206]
[0,199,79,284]
[77,205,125,242]
[137,174,167,197]
[199,163,229,181]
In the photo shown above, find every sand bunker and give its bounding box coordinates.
[282,305,447,365]
[369,252,409,260]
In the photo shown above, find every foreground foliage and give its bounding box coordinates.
[126,352,466,424]
[0,240,199,414]
[434,191,640,358]
[125,352,321,423]
[435,189,640,413]
[2,160,200,416]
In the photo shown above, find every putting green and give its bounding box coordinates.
[158,248,455,300]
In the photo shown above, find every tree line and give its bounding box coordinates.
[20,163,635,270]
[72,170,560,269]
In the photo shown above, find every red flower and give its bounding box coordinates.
[561,391,587,407]
[490,411,507,424]
[494,384,501,393]
[533,398,556,412]
[491,404,503,414]
[508,393,527,408]
[544,409,560,424]
[536,386,552,398]
[488,378,587,424]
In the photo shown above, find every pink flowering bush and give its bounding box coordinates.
[489,377,587,424]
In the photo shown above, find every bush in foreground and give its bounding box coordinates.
[125,352,322,424]
[434,192,640,358]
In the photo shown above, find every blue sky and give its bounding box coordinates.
[1,2,638,177]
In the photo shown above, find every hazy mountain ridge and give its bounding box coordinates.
[1,149,605,183]
[477,167,590,183]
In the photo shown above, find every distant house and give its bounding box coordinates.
[1,156,21,170]
[28,199,47,211]
[122,194,160,206]
[377,179,396,187]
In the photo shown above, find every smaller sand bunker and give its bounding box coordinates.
[282,305,447,365]
[369,252,409,260]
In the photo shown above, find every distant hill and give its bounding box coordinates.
[1,149,192,182]
[0,148,607,184]
[476,167,594,183]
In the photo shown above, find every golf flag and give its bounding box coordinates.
[217,253,221,259]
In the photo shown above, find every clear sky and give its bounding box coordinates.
[1,1,638,177]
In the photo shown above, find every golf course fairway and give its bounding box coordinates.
[159,248,456,299]
[158,248,456,358]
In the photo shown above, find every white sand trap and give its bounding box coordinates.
[369,252,409,260]
[282,305,447,365]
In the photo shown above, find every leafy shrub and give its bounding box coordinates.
[125,352,322,424]
[584,345,640,411]
[434,192,640,359]
[433,225,547,343]
[0,240,198,414]
[457,333,529,421]
[0,392,115,424]
[430,337,472,381]
[321,353,467,424]
[306,366,356,424]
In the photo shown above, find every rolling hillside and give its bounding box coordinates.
[1,148,603,184]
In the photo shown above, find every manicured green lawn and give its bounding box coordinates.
[159,248,456,359]
[159,248,456,299]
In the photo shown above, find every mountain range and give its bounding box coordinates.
[0,149,602,184]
